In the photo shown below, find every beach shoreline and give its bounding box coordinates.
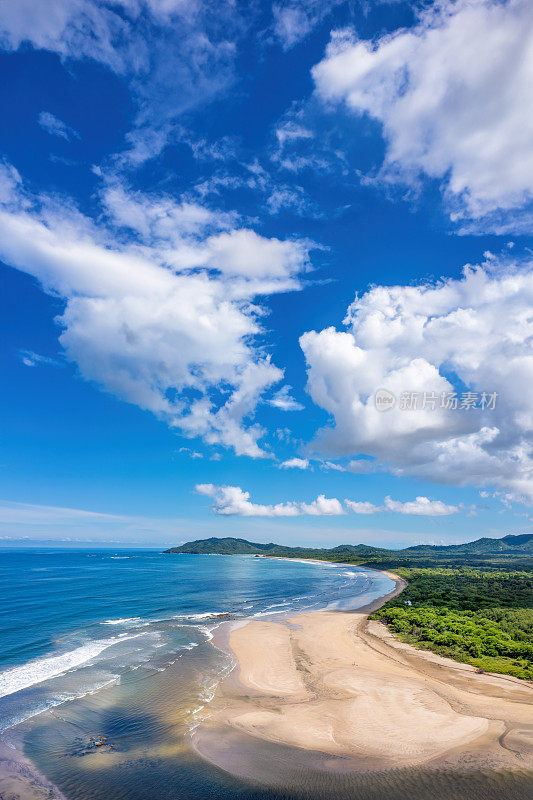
[193,570,533,784]
[2,563,531,800]
[0,559,395,800]
[0,740,67,800]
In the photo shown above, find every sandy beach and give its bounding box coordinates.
[2,569,532,800]
[194,574,533,781]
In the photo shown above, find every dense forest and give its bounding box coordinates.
[372,568,533,679]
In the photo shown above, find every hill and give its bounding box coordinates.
[164,533,533,568]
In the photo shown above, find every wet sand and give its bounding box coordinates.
[194,574,533,781]
[0,741,66,800]
[2,572,532,800]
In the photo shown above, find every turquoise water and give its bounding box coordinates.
[0,549,392,733]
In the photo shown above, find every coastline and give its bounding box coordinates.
[2,562,531,800]
[0,558,393,800]
[0,740,67,800]
[193,570,533,783]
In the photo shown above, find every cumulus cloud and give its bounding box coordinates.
[346,496,458,516]
[383,496,459,516]
[279,457,309,469]
[100,181,311,281]
[196,484,343,516]
[301,494,344,515]
[344,500,379,514]
[301,260,533,501]
[313,0,533,231]
[0,162,312,457]
[197,484,460,517]
[38,111,80,142]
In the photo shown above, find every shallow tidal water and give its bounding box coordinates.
[2,549,532,800]
[23,713,533,800]
[16,633,533,800]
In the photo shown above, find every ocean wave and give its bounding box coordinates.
[174,611,229,621]
[101,617,143,625]
[196,624,217,641]
[0,636,138,699]
[0,675,121,733]
[253,609,286,617]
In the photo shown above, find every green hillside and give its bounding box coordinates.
[164,533,533,567]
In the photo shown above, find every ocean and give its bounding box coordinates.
[2,549,530,800]
[0,548,392,735]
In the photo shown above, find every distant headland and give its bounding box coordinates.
[164,533,533,568]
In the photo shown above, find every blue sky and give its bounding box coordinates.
[0,0,532,547]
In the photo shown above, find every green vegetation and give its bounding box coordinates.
[164,533,533,568]
[165,535,533,680]
[373,567,533,680]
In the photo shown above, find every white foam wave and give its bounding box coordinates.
[196,624,217,641]
[101,617,142,625]
[0,675,120,733]
[175,611,227,621]
[253,610,285,617]
[0,637,134,699]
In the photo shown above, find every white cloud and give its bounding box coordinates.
[0,0,243,166]
[197,485,458,517]
[275,121,314,149]
[383,496,459,516]
[301,260,533,502]
[265,186,316,217]
[100,181,312,281]
[19,349,61,368]
[38,111,80,142]
[196,484,344,516]
[313,0,533,231]
[0,0,132,71]
[300,494,344,515]
[268,385,304,411]
[345,496,459,516]
[207,229,310,279]
[177,446,203,459]
[0,163,312,457]
[344,500,379,514]
[279,457,309,469]
[272,1,344,51]
[320,460,345,472]
[0,161,21,202]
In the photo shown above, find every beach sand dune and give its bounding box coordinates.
[194,580,533,779]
